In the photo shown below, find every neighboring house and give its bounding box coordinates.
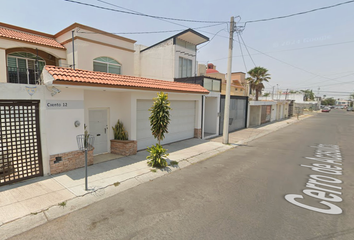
[248,100,290,127]
[335,99,350,108]
[259,91,320,114]
[199,63,249,134]
[134,29,209,81]
[0,22,209,186]
[175,76,221,139]
[136,29,221,139]
[204,63,247,97]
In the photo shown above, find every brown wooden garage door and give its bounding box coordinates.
[0,100,43,186]
[261,105,271,124]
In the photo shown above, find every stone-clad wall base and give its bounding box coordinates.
[194,128,202,139]
[50,150,93,175]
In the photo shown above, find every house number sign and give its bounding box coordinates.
[46,100,84,110]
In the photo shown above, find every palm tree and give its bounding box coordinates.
[263,92,270,100]
[301,89,315,101]
[246,67,271,101]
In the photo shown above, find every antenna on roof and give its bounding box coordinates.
[72,30,76,70]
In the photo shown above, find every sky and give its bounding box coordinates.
[1,0,354,99]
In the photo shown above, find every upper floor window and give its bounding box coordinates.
[7,52,45,84]
[93,57,121,74]
[203,78,221,92]
[179,57,192,78]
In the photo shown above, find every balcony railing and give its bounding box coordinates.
[7,67,39,85]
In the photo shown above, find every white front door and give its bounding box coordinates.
[89,109,108,155]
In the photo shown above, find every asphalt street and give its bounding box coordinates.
[11,109,354,240]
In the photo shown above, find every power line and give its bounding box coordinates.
[244,0,354,26]
[236,31,248,73]
[207,40,354,62]
[197,29,337,86]
[198,29,352,88]
[64,0,227,23]
[96,0,228,49]
[77,23,225,35]
[197,28,226,51]
[97,0,187,28]
[237,31,256,67]
[296,72,354,88]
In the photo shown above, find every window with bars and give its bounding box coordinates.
[93,57,121,74]
[179,57,192,78]
[7,52,45,84]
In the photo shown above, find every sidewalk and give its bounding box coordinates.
[0,114,314,239]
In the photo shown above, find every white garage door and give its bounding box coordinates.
[137,100,195,150]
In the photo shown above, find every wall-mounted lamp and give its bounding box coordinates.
[51,87,61,96]
[74,120,80,127]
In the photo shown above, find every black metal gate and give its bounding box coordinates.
[0,100,43,186]
[219,96,248,134]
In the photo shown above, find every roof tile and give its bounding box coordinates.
[0,27,65,49]
[45,66,209,94]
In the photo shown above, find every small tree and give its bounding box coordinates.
[321,97,336,106]
[146,92,171,168]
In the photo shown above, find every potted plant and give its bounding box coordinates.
[110,120,137,156]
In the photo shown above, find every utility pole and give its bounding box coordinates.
[285,89,288,100]
[222,16,235,144]
[272,86,275,100]
[276,84,279,100]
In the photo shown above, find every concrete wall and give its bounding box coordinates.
[203,94,219,136]
[0,49,6,83]
[45,87,84,156]
[137,40,175,81]
[62,39,134,75]
[55,26,135,75]
[249,106,261,127]
[137,39,198,81]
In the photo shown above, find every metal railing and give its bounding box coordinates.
[7,67,39,84]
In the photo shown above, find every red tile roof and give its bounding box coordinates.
[0,26,65,49]
[45,66,209,94]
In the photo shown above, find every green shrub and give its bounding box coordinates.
[112,120,128,140]
[146,92,171,168]
[147,144,169,168]
[149,92,171,145]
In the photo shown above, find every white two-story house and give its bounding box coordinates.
[0,22,208,185]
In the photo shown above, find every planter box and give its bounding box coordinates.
[110,140,137,156]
